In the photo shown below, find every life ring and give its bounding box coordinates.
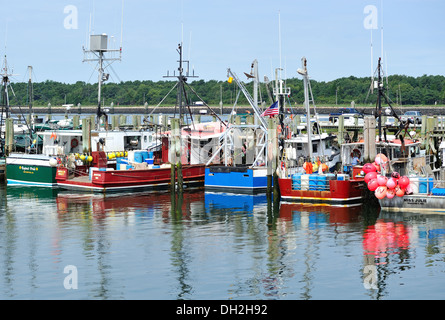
[71,138,79,149]
[351,148,361,159]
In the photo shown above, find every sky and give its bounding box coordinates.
[1,0,445,85]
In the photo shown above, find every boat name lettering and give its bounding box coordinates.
[403,198,426,204]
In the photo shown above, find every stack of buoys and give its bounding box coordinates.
[77,154,93,163]
[363,153,410,199]
[107,151,128,160]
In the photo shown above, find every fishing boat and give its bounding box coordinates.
[6,127,161,186]
[376,139,445,213]
[360,57,445,213]
[278,57,365,206]
[5,34,162,187]
[54,119,225,193]
[54,43,226,193]
[55,153,205,193]
[204,62,270,193]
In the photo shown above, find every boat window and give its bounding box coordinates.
[325,139,332,149]
[296,143,303,151]
[312,143,318,153]
[144,136,147,142]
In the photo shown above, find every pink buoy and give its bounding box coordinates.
[377,175,388,186]
[386,188,395,199]
[386,177,397,189]
[375,186,387,199]
[398,176,410,189]
[368,179,379,192]
[375,153,388,165]
[363,163,377,174]
[365,171,378,184]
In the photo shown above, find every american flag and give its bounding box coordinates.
[261,101,279,117]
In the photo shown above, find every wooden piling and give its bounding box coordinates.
[267,117,278,197]
[5,118,13,156]
[170,118,177,193]
[82,118,92,153]
[73,115,80,129]
[363,116,376,163]
[338,115,344,145]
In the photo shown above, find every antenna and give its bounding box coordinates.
[370,28,373,93]
[120,0,124,49]
[380,0,384,63]
[278,10,282,79]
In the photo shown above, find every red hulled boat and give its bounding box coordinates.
[278,172,365,207]
[56,162,205,193]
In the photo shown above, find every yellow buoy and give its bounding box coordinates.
[228,77,233,84]
[87,156,93,162]
[80,154,86,161]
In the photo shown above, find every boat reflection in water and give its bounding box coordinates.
[4,182,445,299]
[204,192,268,216]
[56,190,205,221]
[279,202,363,224]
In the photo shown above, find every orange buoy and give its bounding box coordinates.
[375,186,387,199]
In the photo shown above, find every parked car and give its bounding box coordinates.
[329,108,364,122]
[401,111,422,124]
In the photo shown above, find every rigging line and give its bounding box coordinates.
[182,84,195,129]
[8,84,33,136]
[183,82,227,126]
[148,81,178,116]
[108,64,121,83]
[230,89,241,118]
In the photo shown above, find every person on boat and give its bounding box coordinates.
[303,158,313,174]
[352,155,361,165]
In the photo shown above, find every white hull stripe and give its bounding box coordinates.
[7,179,57,187]
[281,195,363,202]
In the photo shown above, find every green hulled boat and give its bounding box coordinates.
[6,153,58,187]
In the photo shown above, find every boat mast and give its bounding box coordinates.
[1,55,13,156]
[163,43,198,126]
[0,55,12,119]
[298,57,313,161]
[27,66,33,128]
[376,57,383,142]
[83,34,122,130]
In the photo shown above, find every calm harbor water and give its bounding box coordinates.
[0,184,445,300]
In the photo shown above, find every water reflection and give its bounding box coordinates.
[363,210,445,299]
[1,184,445,299]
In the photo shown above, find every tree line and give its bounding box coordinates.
[4,74,445,108]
